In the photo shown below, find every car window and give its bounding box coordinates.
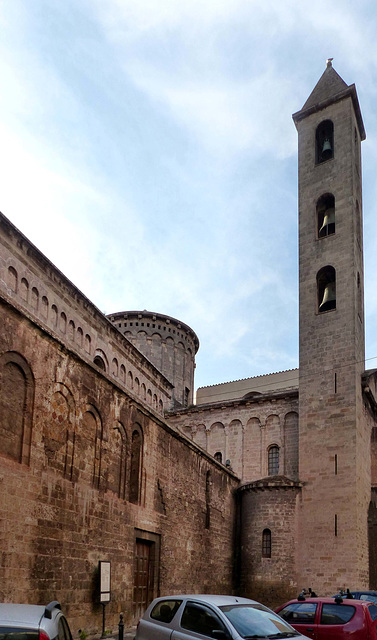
[0,628,39,640]
[367,605,377,622]
[278,602,317,624]
[360,595,377,604]
[150,600,182,624]
[221,604,297,637]
[320,604,355,625]
[181,602,227,638]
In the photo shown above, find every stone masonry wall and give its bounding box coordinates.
[238,480,301,608]
[168,393,299,483]
[108,310,199,410]
[0,212,172,416]
[0,292,238,635]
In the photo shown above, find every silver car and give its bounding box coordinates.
[135,594,310,640]
[0,601,73,640]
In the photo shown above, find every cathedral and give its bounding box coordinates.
[0,62,376,634]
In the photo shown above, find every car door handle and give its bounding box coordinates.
[305,628,314,632]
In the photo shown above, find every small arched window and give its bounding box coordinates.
[316,120,334,164]
[94,355,106,371]
[317,266,336,313]
[262,529,272,558]
[317,194,335,238]
[268,445,279,475]
[214,452,222,463]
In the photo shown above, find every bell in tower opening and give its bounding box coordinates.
[317,265,336,313]
[317,194,335,237]
[316,120,334,163]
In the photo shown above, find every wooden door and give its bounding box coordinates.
[133,539,154,620]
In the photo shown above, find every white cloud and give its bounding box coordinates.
[1,0,377,388]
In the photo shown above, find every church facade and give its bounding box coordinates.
[1,62,376,633]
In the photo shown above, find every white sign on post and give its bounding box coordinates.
[99,561,111,603]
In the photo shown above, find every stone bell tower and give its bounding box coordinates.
[293,61,370,592]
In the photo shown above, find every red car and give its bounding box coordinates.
[275,596,377,640]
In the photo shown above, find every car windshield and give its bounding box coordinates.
[0,628,39,640]
[220,604,299,639]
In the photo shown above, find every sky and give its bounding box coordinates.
[1,0,377,390]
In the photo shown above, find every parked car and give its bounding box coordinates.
[0,601,73,640]
[135,593,310,640]
[276,596,377,640]
[334,590,377,605]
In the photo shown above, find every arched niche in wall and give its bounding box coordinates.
[31,287,39,311]
[0,351,34,465]
[7,266,18,292]
[44,383,75,478]
[68,320,75,341]
[151,333,162,370]
[112,358,119,377]
[129,425,143,504]
[284,411,299,480]
[137,330,149,358]
[76,326,83,347]
[107,421,127,499]
[181,425,193,440]
[243,417,262,481]
[93,349,108,372]
[41,296,48,318]
[20,277,29,302]
[207,422,226,460]
[193,424,207,450]
[76,405,102,487]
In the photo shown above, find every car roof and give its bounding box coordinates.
[0,604,46,627]
[279,598,371,606]
[154,594,260,606]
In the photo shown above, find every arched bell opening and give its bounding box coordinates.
[317,193,335,238]
[317,266,336,313]
[316,120,334,164]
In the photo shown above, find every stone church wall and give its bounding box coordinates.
[168,393,299,483]
[238,479,300,607]
[0,214,239,635]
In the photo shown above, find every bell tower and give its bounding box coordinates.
[293,61,370,591]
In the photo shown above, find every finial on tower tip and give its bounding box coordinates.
[326,58,334,68]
